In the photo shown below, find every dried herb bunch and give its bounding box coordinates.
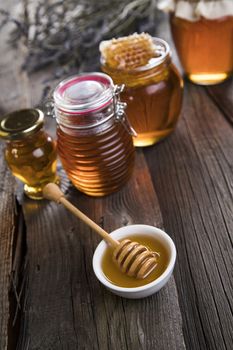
[0,0,158,75]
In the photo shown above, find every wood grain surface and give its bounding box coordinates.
[0,144,16,350]
[207,79,233,125]
[17,154,185,350]
[144,83,233,350]
[0,1,232,349]
[0,1,28,348]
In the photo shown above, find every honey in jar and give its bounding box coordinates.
[157,0,233,85]
[100,34,183,147]
[101,234,169,288]
[170,15,233,85]
[53,73,135,197]
[0,109,58,199]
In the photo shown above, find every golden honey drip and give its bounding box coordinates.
[102,235,169,288]
[113,239,159,279]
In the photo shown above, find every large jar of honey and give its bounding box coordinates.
[100,35,183,147]
[53,73,135,197]
[159,0,233,85]
[0,109,58,199]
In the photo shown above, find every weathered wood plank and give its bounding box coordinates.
[0,144,16,350]
[18,153,185,350]
[206,78,233,125]
[0,1,29,347]
[1,2,232,349]
[144,82,233,350]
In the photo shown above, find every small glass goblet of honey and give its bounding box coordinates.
[0,109,58,199]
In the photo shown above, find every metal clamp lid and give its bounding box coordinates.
[44,75,137,137]
[53,72,115,114]
[114,84,137,137]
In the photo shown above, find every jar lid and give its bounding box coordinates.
[53,72,114,114]
[0,109,44,140]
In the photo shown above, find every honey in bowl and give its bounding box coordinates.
[101,234,169,288]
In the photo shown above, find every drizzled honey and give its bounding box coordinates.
[100,34,183,147]
[102,234,169,288]
[170,15,233,85]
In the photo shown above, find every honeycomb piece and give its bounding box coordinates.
[100,33,156,70]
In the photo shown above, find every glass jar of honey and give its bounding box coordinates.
[0,109,58,199]
[170,15,233,85]
[53,72,135,197]
[158,0,233,85]
[101,38,183,147]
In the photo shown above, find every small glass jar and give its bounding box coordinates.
[170,15,233,85]
[0,109,58,199]
[101,38,183,147]
[53,72,135,197]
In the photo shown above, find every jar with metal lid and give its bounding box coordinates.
[101,37,183,147]
[53,72,135,197]
[0,109,58,199]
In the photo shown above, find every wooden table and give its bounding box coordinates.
[0,3,232,350]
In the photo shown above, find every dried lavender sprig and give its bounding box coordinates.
[1,0,158,75]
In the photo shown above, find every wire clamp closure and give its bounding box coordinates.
[114,85,137,137]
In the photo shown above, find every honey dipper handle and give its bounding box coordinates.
[43,183,119,248]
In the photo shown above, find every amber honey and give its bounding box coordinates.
[101,234,169,288]
[54,73,135,197]
[101,37,183,147]
[170,15,233,85]
[57,123,134,196]
[0,109,58,199]
[120,64,182,146]
[5,130,58,199]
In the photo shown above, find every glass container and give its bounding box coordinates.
[101,38,183,147]
[170,15,233,85]
[53,73,135,197]
[0,109,58,199]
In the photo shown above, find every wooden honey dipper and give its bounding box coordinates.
[43,183,159,279]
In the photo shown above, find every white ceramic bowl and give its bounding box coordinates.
[92,224,176,299]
